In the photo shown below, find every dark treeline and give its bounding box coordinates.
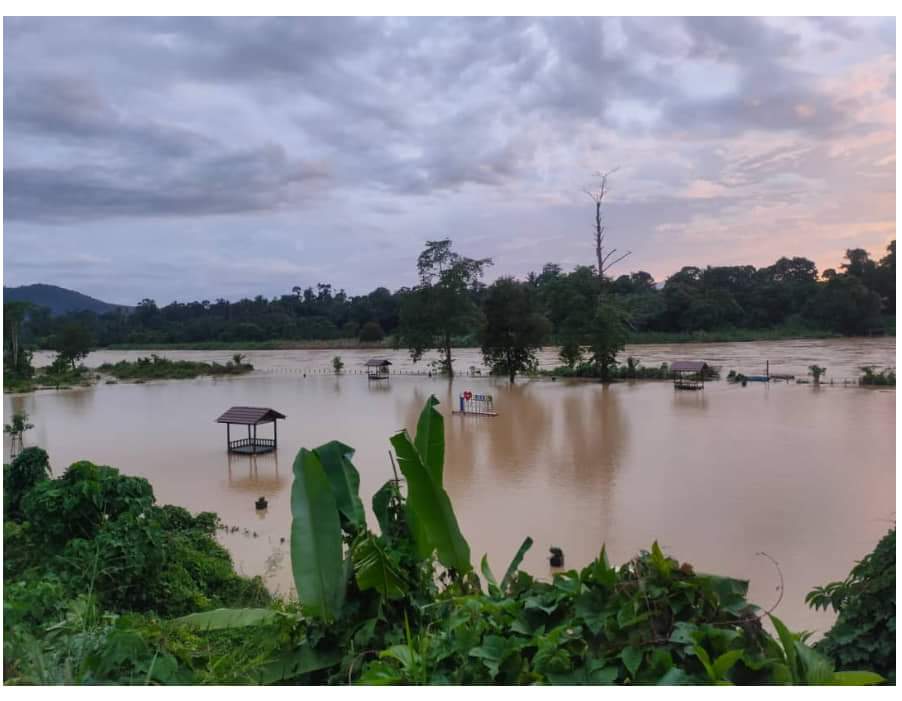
[6,241,896,353]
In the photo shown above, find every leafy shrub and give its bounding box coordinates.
[4,446,51,517]
[807,529,895,683]
[7,456,269,626]
[22,461,155,545]
[98,355,253,380]
[859,366,896,386]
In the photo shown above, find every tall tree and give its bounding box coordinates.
[480,278,551,383]
[876,240,896,314]
[398,240,492,378]
[52,322,94,370]
[585,169,630,280]
[3,301,34,378]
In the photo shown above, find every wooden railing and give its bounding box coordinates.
[229,437,276,450]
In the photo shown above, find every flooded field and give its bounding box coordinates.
[30,335,896,381]
[7,337,896,637]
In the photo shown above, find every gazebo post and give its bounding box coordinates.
[273,419,277,449]
[253,424,257,454]
[227,423,231,452]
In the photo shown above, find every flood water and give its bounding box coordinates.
[7,338,896,637]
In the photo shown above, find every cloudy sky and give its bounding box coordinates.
[3,16,896,305]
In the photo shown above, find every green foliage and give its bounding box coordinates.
[352,535,408,599]
[4,449,272,684]
[808,365,826,384]
[52,322,94,370]
[332,355,344,374]
[9,243,896,360]
[586,299,631,382]
[548,361,676,381]
[173,608,286,631]
[807,529,895,682]
[398,239,492,377]
[859,366,895,386]
[390,431,471,570]
[4,446,50,517]
[480,277,551,383]
[314,441,366,533]
[3,410,34,439]
[3,301,35,382]
[289,448,347,620]
[98,354,253,380]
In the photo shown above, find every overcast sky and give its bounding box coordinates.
[3,16,896,305]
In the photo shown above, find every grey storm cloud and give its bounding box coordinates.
[2,16,896,303]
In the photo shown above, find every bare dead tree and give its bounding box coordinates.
[584,168,631,279]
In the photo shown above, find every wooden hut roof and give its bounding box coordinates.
[364,358,393,367]
[216,406,286,425]
[670,361,708,373]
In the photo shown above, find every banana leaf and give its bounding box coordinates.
[313,440,366,532]
[414,394,444,482]
[256,645,341,683]
[352,534,407,599]
[291,448,346,620]
[172,608,285,630]
[371,479,396,539]
[390,429,471,572]
[501,537,534,593]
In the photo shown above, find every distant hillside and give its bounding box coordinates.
[3,284,130,316]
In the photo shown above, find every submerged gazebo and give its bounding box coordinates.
[365,358,392,380]
[671,361,710,390]
[216,406,285,454]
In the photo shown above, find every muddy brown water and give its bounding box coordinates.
[7,338,896,637]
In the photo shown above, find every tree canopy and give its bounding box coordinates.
[480,277,551,382]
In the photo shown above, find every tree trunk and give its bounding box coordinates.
[444,332,454,378]
[595,200,603,278]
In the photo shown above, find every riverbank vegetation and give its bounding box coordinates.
[546,359,674,381]
[6,242,894,355]
[97,353,254,381]
[806,528,896,684]
[858,366,896,386]
[3,398,890,685]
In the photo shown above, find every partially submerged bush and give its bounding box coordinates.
[807,529,895,683]
[98,354,253,380]
[859,366,896,386]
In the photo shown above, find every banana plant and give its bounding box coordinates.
[481,537,534,597]
[290,447,347,620]
[390,395,471,573]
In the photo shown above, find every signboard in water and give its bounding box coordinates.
[457,390,497,416]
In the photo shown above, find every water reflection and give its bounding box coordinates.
[226,451,284,492]
[671,389,709,412]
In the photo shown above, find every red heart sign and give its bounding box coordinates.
[463,391,472,401]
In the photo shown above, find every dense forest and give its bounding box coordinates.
[6,241,895,352]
